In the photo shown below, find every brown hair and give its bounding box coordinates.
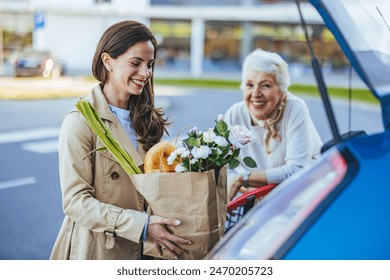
[92,20,170,152]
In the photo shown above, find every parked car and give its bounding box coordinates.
[208,0,390,260]
[14,50,65,78]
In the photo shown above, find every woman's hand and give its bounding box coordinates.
[239,186,257,194]
[228,175,244,202]
[147,215,192,259]
[228,171,267,202]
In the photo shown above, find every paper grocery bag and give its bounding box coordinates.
[130,167,227,260]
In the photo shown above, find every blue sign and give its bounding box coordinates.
[34,12,45,30]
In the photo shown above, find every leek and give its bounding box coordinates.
[76,100,143,175]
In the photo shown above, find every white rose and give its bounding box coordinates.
[167,152,178,165]
[175,164,186,173]
[228,125,255,148]
[175,147,187,155]
[180,150,190,158]
[217,114,224,121]
[203,129,217,143]
[191,145,212,159]
[214,135,228,146]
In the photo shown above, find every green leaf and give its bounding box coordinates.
[243,156,257,168]
[219,145,229,157]
[232,148,240,158]
[215,120,228,135]
[191,161,201,172]
[186,136,200,147]
[229,159,240,169]
[211,149,218,157]
[83,145,107,160]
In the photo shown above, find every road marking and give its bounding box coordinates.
[0,127,60,144]
[21,139,58,154]
[0,177,37,190]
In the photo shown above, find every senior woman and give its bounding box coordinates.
[225,48,323,201]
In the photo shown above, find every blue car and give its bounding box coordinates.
[208,0,390,260]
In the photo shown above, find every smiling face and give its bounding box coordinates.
[103,40,155,98]
[243,70,284,121]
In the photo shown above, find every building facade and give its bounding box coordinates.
[1,0,348,77]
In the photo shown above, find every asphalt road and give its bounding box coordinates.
[0,84,382,260]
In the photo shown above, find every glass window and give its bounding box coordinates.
[322,0,390,95]
[151,20,191,71]
[204,21,242,72]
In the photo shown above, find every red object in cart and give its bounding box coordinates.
[225,184,277,232]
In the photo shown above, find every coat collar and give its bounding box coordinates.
[82,84,145,166]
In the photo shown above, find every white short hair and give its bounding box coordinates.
[240,48,291,93]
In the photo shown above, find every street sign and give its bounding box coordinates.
[34,12,45,30]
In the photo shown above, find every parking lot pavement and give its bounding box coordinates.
[0,76,98,99]
[0,68,368,100]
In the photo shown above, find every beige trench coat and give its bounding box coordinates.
[50,85,148,260]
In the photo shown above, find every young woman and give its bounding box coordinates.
[50,20,191,260]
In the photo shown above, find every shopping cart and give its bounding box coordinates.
[225,184,277,232]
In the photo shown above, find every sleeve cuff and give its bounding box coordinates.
[265,168,282,184]
[141,215,150,242]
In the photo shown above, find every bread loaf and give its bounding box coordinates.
[144,140,178,173]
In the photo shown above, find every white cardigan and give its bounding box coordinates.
[224,92,323,185]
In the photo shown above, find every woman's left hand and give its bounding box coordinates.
[147,215,192,259]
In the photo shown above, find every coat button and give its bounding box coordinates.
[111,172,120,180]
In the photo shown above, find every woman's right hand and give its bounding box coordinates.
[147,215,192,259]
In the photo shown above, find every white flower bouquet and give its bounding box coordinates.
[168,114,257,173]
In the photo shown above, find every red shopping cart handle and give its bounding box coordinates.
[227,184,277,211]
